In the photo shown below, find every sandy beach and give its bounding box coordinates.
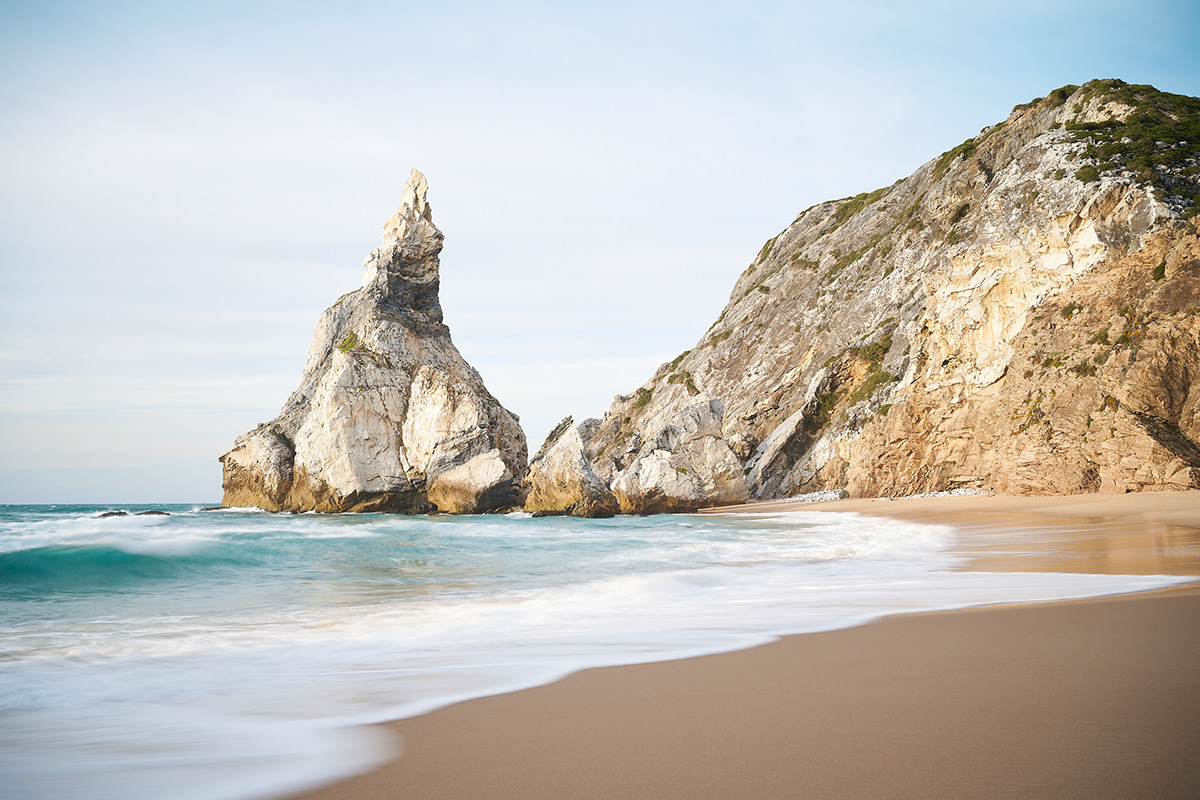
[291,492,1200,800]
[711,490,1200,576]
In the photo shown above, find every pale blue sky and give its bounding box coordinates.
[2,0,1198,503]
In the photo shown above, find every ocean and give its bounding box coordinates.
[0,504,1186,800]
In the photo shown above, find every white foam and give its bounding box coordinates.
[0,705,396,800]
[0,513,213,555]
[0,508,1192,800]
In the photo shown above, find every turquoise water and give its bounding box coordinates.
[0,504,1185,800]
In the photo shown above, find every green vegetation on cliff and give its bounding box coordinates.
[1067,79,1200,216]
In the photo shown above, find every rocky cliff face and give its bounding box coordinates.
[220,170,527,513]
[569,79,1200,511]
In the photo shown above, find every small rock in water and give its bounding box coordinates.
[135,510,170,516]
[99,511,128,518]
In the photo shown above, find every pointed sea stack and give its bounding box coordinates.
[220,170,527,513]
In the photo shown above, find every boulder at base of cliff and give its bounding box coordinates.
[427,449,518,514]
[609,397,748,513]
[523,417,618,517]
[219,428,295,511]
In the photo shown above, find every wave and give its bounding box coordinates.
[0,543,253,592]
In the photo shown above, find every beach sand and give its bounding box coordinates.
[291,492,1200,800]
[708,490,1200,576]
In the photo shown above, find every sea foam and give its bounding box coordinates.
[0,505,1188,800]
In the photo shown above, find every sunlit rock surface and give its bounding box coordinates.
[220,170,527,513]
[578,80,1200,509]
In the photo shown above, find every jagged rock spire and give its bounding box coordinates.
[363,168,445,290]
[220,171,527,514]
[381,168,441,255]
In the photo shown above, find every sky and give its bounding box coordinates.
[2,0,1199,503]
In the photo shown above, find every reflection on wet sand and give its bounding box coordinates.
[943,514,1200,575]
[707,491,1200,576]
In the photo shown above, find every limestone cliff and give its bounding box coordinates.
[575,79,1200,511]
[220,170,527,513]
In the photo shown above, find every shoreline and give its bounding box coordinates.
[290,492,1200,800]
[707,489,1200,576]
[701,489,1200,529]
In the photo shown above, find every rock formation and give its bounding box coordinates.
[220,170,527,513]
[607,396,748,513]
[522,417,618,517]
[574,79,1200,511]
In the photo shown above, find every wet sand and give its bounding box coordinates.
[706,490,1200,576]
[291,492,1200,800]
